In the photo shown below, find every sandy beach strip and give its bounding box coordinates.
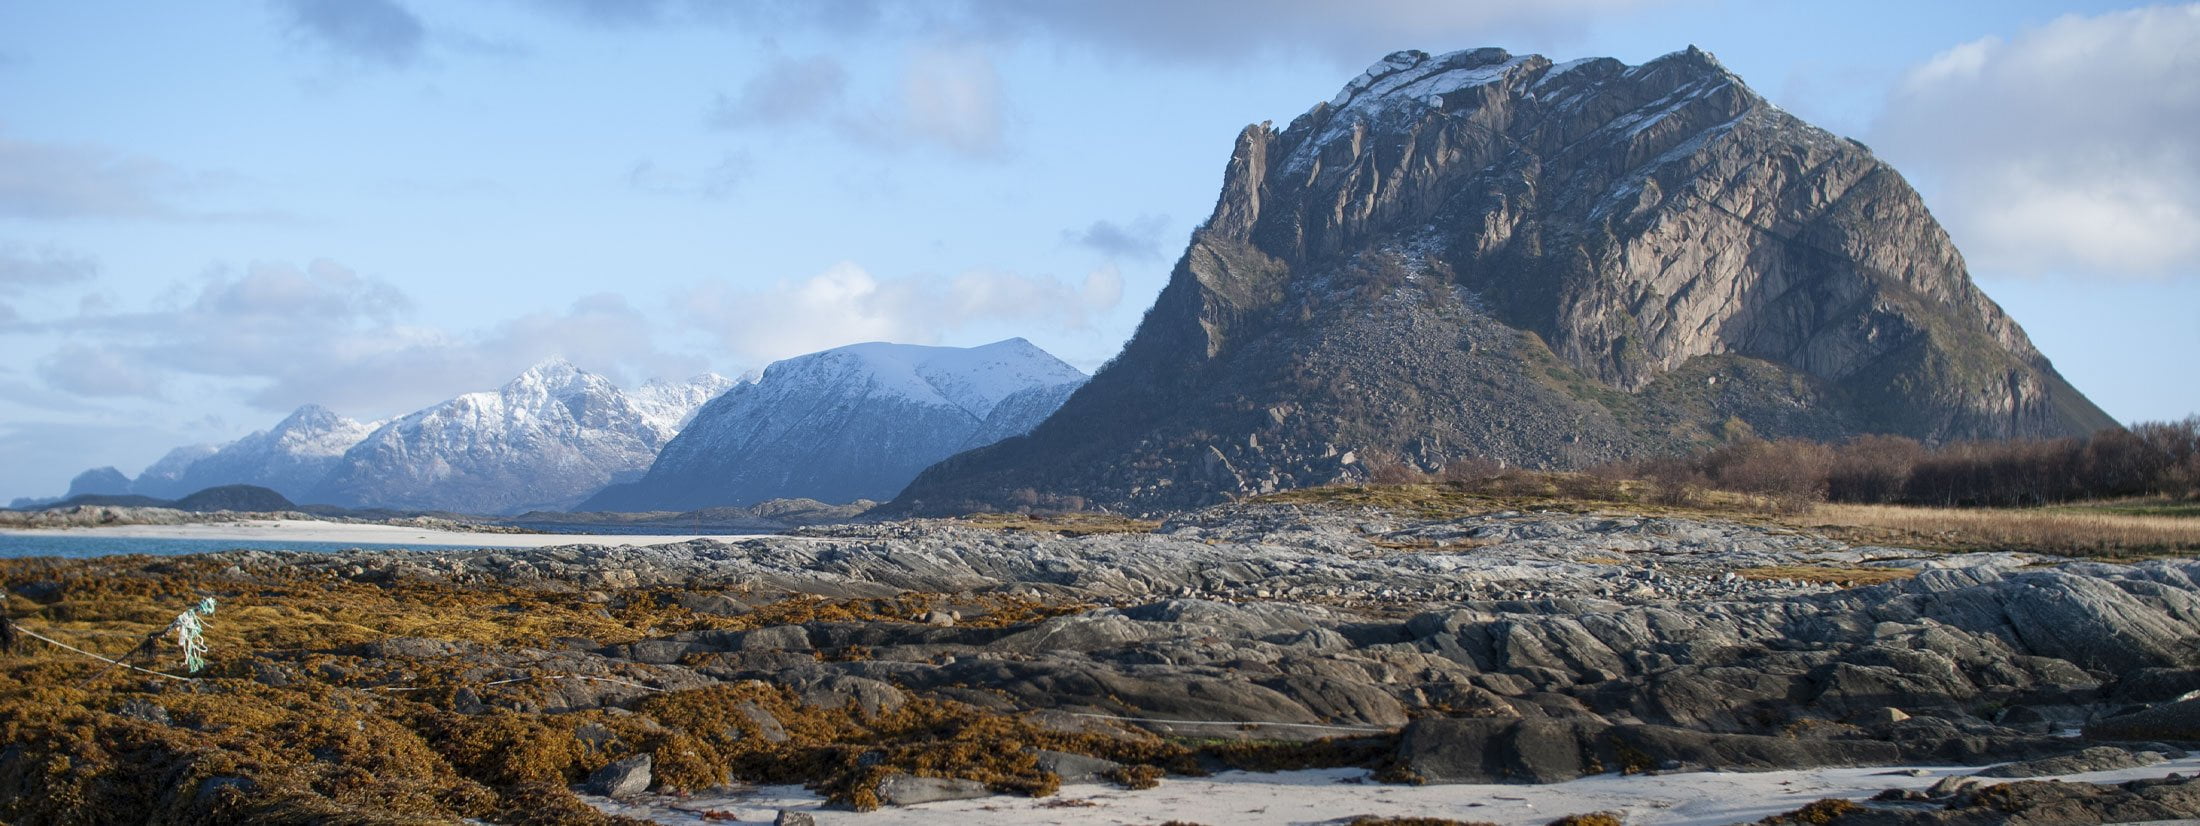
[0,519,766,549]
[592,758,2200,826]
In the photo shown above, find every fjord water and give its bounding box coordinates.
[0,534,499,559]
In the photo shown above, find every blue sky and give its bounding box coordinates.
[1,0,2195,499]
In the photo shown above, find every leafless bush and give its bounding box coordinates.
[1440,457,1504,484]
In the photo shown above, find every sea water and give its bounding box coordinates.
[0,533,506,559]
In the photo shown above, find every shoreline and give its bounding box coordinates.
[0,518,767,549]
[593,759,2200,825]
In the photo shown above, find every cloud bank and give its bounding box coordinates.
[1873,4,2200,279]
[28,260,705,416]
[680,261,1122,365]
[274,0,428,68]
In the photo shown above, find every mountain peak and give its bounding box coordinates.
[500,357,606,398]
[772,339,1084,419]
[276,403,342,429]
[889,43,2112,516]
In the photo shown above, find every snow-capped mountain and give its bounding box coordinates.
[134,405,379,502]
[630,373,742,438]
[311,360,732,514]
[581,339,1085,512]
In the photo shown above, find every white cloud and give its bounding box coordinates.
[954,0,1675,64]
[898,44,1005,157]
[680,261,1123,364]
[275,0,428,68]
[1871,4,2200,278]
[0,131,189,220]
[708,54,850,127]
[1066,215,1172,260]
[626,152,754,199]
[0,244,96,296]
[36,343,166,399]
[32,259,705,417]
[709,45,1009,159]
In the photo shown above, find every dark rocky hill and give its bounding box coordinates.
[172,484,296,513]
[891,46,2114,516]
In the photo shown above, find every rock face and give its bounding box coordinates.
[130,444,221,499]
[139,405,378,502]
[313,361,731,514]
[582,339,1085,512]
[892,46,2114,515]
[63,467,131,499]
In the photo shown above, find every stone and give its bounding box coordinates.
[584,754,652,799]
[735,700,790,744]
[1975,746,2166,778]
[1031,749,1123,783]
[112,699,171,726]
[1854,707,1911,726]
[1925,775,1981,798]
[774,811,816,826]
[2087,698,2200,742]
[875,773,990,805]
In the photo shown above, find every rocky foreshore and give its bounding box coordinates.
[6,497,2200,823]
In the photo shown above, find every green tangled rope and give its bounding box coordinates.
[170,597,217,674]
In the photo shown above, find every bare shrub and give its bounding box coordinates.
[1440,457,1504,485]
[1826,434,1922,504]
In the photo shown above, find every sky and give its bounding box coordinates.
[1,0,2196,499]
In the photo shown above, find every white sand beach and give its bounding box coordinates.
[595,758,2200,825]
[0,519,765,549]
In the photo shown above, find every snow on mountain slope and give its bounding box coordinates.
[161,405,378,502]
[131,443,226,499]
[581,339,1085,512]
[630,372,741,437]
[311,361,728,514]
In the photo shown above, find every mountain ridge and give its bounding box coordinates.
[581,338,1086,512]
[889,45,2113,516]
[310,361,733,514]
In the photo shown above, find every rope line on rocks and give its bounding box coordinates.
[1059,711,1395,733]
[364,674,669,694]
[13,625,197,682]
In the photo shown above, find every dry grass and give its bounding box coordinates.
[1732,565,1918,587]
[1804,502,2200,558]
[954,512,1161,536]
[1257,479,2200,559]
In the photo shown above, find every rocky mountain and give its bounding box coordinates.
[130,443,222,499]
[892,46,2115,516]
[133,405,378,502]
[630,374,742,436]
[311,361,732,514]
[581,339,1085,512]
[64,467,130,499]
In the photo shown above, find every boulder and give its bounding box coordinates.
[1976,746,2164,778]
[875,774,990,805]
[2086,698,2200,742]
[584,754,652,799]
